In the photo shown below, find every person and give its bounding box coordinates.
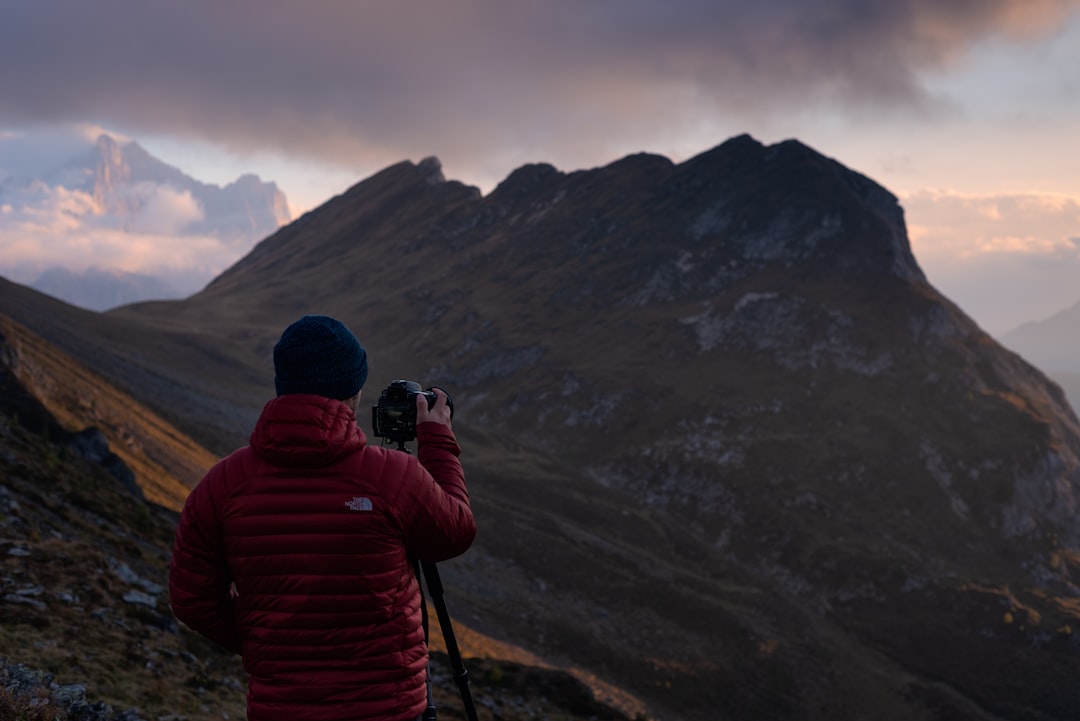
[169,314,476,721]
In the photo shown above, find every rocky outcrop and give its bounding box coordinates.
[67,427,141,499]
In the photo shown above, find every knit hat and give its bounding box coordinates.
[273,315,369,400]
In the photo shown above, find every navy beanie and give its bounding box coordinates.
[273,315,369,400]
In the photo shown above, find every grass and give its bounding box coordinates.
[0,685,66,721]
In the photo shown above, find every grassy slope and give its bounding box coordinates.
[0,314,638,721]
[0,313,215,509]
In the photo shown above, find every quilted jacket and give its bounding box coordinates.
[169,393,476,721]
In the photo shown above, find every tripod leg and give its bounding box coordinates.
[421,561,479,721]
[414,559,438,721]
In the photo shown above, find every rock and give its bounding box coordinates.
[121,590,158,608]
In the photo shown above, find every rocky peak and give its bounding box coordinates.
[87,134,132,211]
[677,134,925,283]
[417,155,446,184]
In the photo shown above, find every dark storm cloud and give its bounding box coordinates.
[0,0,1075,171]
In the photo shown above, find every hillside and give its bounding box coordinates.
[0,315,248,719]
[0,314,214,508]
[3,134,1080,720]
[0,314,635,721]
[0,281,269,455]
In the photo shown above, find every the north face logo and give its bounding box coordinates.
[345,497,373,512]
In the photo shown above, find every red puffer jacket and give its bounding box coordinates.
[169,394,476,721]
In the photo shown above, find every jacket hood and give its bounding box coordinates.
[249,394,367,467]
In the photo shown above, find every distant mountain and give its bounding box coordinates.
[1053,372,1080,413]
[1000,301,1080,359]
[44,133,292,240]
[0,133,291,309]
[4,135,1080,721]
[30,265,179,311]
[1001,300,1080,372]
[1000,301,1080,411]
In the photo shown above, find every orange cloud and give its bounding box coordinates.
[902,188,1080,333]
[905,189,1080,257]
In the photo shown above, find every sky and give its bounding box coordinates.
[0,0,1078,335]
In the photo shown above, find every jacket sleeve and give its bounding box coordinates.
[169,464,241,654]
[398,422,477,562]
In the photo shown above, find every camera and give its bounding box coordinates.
[372,380,453,445]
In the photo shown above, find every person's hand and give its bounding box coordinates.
[417,387,452,427]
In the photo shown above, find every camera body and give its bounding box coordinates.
[372,379,449,445]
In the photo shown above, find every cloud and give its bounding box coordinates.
[903,189,1080,334]
[0,181,234,294]
[116,183,205,235]
[0,126,99,178]
[0,0,1076,180]
[0,219,244,297]
[0,126,291,296]
[906,189,1080,257]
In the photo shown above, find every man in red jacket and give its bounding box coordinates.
[169,314,476,721]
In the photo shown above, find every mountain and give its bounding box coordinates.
[30,265,180,312]
[1000,299,1080,374]
[1001,301,1080,410]
[0,133,292,309]
[51,134,292,241]
[4,134,1080,720]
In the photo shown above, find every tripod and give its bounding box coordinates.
[415,559,479,721]
[389,434,477,721]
